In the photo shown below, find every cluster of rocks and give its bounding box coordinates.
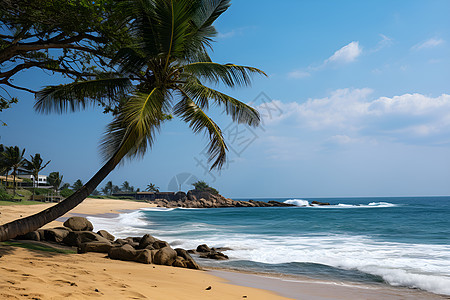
[311,201,330,206]
[152,190,295,208]
[15,216,200,270]
[188,244,230,260]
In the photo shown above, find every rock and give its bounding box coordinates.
[175,248,200,270]
[196,244,211,252]
[114,239,128,246]
[15,231,40,241]
[78,241,112,254]
[152,240,170,250]
[311,201,330,206]
[137,234,157,249]
[43,228,70,243]
[97,230,115,241]
[54,226,73,232]
[108,244,137,261]
[63,231,109,247]
[135,249,153,264]
[63,217,94,231]
[200,250,229,260]
[153,247,177,266]
[172,257,187,268]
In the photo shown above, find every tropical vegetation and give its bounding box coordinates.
[192,180,219,195]
[0,0,263,242]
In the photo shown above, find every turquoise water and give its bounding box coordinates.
[89,196,450,295]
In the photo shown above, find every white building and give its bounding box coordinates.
[17,174,48,187]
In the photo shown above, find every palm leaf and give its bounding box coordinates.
[173,90,227,169]
[182,62,267,87]
[35,76,132,114]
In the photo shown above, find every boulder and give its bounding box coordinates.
[97,230,115,241]
[137,234,157,249]
[172,257,187,268]
[78,241,112,254]
[43,228,70,243]
[175,248,200,270]
[200,250,229,260]
[135,249,153,264]
[152,240,170,250]
[153,247,177,266]
[63,217,94,231]
[108,244,137,261]
[63,231,109,247]
[15,231,40,241]
[196,244,211,252]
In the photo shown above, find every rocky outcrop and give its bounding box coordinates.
[13,217,201,270]
[311,201,331,206]
[150,190,296,209]
[63,216,94,231]
[189,244,229,260]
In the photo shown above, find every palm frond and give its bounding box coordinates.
[173,90,227,169]
[35,76,132,114]
[182,62,267,87]
[182,79,260,126]
[100,89,169,163]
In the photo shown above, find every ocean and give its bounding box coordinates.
[88,196,450,296]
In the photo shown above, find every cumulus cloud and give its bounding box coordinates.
[412,38,444,50]
[325,41,362,64]
[261,89,450,145]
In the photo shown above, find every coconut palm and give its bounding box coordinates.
[0,0,264,241]
[25,153,51,200]
[146,183,159,192]
[47,172,63,193]
[1,146,26,196]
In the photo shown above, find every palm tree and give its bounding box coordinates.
[104,180,114,195]
[0,0,263,241]
[71,179,84,191]
[146,183,159,192]
[25,153,51,200]
[47,172,63,193]
[121,181,132,192]
[2,146,26,196]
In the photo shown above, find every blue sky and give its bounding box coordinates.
[2,0,450,197]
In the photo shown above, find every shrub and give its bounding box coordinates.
[0,185,12,200]
[192,180,219,195]
[60,188,74,198]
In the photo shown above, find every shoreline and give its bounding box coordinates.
[1,198,447,299]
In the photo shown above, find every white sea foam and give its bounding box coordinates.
[284,199,309,206]
[160,232,450,295]
[87,210,151,237]
[283,199,398,208]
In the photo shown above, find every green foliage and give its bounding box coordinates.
[71,179,83,191]
[0,184,12,200]
[146,183,159,192]
[47,172,63,191]
[192,180,219,195]
[60,188,74,198]
[33,188,51,196]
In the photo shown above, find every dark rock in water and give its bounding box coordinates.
[200,250,229,260]
[196,244,211,253]
[97,230,115,241]
[268,201,295,207]
[153,247,177,266]
[63,231,109,247]
[43,228,70,243]
[78,241,112,254]
[175,248,200,270]
[311,201,331,206]
[64,217,94,231]
[15,231,41,241]
[137,234,157,249]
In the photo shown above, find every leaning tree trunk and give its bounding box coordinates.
[0,157,119,241]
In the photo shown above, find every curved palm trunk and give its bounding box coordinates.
[0,156,119,242]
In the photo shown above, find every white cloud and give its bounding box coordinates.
[371,34,393,52]
[287,70,310,79]
[412,38,444,50]
[260,89,450,145]
[325,41,362,64]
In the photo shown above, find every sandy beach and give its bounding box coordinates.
[0,199,447,299]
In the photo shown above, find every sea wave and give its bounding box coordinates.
[283,199,398,208]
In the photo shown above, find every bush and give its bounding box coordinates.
[60,188,74,198]
[192,180,219,195]
[0,185,12,200]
